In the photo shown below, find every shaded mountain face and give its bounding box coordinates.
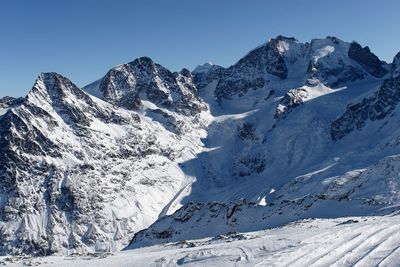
[129,153,400,248]
[197,36,296,103]
[331,52,400,140]
[0,96,24,109]
[393,52,400,78]
[1,36,400,256]
[331,76,400,140]
[348,42,388,78]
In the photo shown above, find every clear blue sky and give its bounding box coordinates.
[1,0,400,97]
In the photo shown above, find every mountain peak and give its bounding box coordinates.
[271,35,298,43]
[265,35,300,55]
[92,57,206,114]
[132,56,155,66]
[3,35,400,258]
[112,57,158,73]
[179,67,192,78]
[35,72,62,86]
[348,42,388,78]
[0,96,23,112]
[193,62,216,74]
[28,72,65,99]
[27,72,91,109]
[326,36,344,43]
[393,52,400,78]
[394,52,400,63]
[109,57,158,75]
[33,72,74,90]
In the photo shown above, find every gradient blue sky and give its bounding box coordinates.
[1,0,400,97]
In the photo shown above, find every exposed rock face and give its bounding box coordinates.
[274,88,308,119]
[0,96,24,110]
[307,58,365,88]
[0,73,205,255]
[331,76,400,140]
[95,57,206,115]
[393,52,400,78]
[232,35,290,80]
[348,42,388,78]
[306,37,367,88]
[128,154,400,249]
[2,36,400,257]
[192,62,223,89]
[127,200,264,249]
[244,36,289,80]
[197,36,389,104]
[199,36,294,103]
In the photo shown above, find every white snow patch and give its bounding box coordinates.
[5,215,400,267]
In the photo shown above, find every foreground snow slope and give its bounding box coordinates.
[2,214,400,266]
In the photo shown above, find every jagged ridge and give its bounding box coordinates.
[1,35,400,256]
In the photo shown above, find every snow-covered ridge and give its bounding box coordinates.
[1,35,400,258]
[83,57,207,116]
[195,36,388,107]
[0,72,209,255]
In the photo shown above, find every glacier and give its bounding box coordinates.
[0,35,400,266]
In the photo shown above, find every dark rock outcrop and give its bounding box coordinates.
[348,42,388,78]
[97,57,206,115]
[274,88,308,119]
[332,76,400,140]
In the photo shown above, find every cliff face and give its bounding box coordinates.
[2,36,400,256]
[0,72,208,255]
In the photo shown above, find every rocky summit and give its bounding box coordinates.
[1,36,400,256]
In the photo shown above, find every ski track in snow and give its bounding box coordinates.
[2,215,400,267]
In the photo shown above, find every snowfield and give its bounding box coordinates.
[2,214,400,266]
[1,35,400,265]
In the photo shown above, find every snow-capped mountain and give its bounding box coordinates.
[1,35,400,256]
[128,36,400,248]
[83,57,206,116]
[0,72,209,255]
[195,36,388,108]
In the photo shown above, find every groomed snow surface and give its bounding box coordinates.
[2,214,400,267]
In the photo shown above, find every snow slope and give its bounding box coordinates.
[126,153,400,248]
[1,35,400,259]
[174,36,396,209]
[3,214,400,266]
[0,73,210,255]
[125,36,400,251]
